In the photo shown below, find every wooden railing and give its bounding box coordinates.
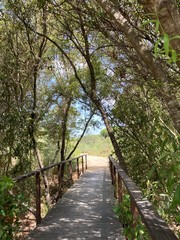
[13,154,87,225]
[109,156,178,240]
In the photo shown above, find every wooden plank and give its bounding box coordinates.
[27,164,125,240]
[35,172,41,225]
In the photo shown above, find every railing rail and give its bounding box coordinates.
[13,154,87,225]
[109,156,178,240]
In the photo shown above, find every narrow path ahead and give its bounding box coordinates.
[28,156,124,240]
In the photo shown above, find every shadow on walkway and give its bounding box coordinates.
[28,157,124,240]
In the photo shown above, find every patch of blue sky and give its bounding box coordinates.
[72,100,105,136]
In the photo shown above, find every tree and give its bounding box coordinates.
[0,0,179,235]
[138,0,180,67]
[91,0,180,133]
[44,0,128,172]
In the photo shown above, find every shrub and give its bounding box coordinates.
[114,194,150,240]
[0,176,25,239]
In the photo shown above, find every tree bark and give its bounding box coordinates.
[57,96,72,199]
[27,21,51,206]
[32,135,51,206]
[95,0,180,133]
[94,99,128,173]
[60,96,72,162]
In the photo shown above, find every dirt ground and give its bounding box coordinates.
[85,155,109,168]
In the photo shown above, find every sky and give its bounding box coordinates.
[86,115,105,135]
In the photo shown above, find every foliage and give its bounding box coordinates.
[0,0,179,236]
[111,84,180,232]
[154,34,180,63]
[143,19,180,63]
[100,129,109,138]
[0,177,25,239]
[74,134,113,157]
[114,194,149,240]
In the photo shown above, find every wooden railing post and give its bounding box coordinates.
[35,171,41,225]
[77,157,80,179]
[85,154,87,170]
[82,155,84,174]
[118,174,123,203]
[131,197,139,239]
[111,165,116,185]
[69,160,73,184]
[57,164,62,199]
[13,154,88,231]
[113,166,117,197]
[13,155,178,240]
[109,159,113,184]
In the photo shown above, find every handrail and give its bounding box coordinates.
[13,155,86,182]
[13,154,87,225]
[109,156,178,240]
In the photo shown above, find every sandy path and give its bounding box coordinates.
[86,155,109,168]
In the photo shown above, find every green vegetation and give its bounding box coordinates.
[114,194,150,240]
[0,0,179,237]
[74,134,113,157]
[0,177,25,239]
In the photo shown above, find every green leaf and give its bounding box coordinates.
[163,33,169,56]
[171,184,180,208]
[155,21,160,32]
[168,58,172,64]
[154,38,162,57]
[170,35,180,40]
[167,176,175,194]
[171,50,177,63]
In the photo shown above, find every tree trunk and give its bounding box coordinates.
[60,97,72,162]
[32,136,51,206]
[94,99,128,173]
[95,0,180,133]
[138,0,180,68]
[29,33,51,206]
[57,96,72,200]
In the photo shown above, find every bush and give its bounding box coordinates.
[0,176,25,239]
[114,194,150,240]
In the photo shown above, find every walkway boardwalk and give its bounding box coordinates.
[28,156,124,240]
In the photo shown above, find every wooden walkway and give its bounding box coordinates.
[28,157,124,239]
